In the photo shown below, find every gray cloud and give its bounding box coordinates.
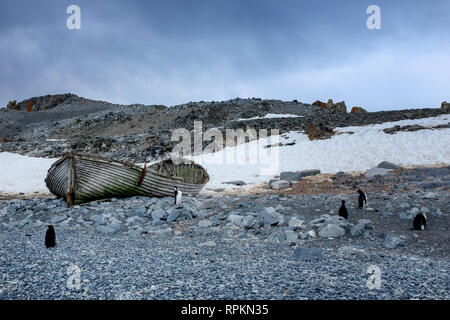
[0,0,449,111]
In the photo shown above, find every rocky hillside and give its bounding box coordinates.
[1,94,449,163]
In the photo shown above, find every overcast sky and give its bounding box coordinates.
[1,0,449,111]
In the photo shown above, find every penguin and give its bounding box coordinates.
[173,186,182,206]
[357,189,367,209]
[413,213,427,230]
[338,200,348,220]
[45,225,56,248]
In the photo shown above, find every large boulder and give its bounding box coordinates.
[269,180,292,190]
[318,224,346,238]
[262,207,284,226]
[280,172,303,182]
[305,123,335,140]
[312,100,328,110]
[350,106,368,114]
[326,99,347,114]
[377,161,402,170]
[442,101,449,109]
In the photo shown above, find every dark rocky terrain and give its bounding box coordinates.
[1,94,449,163]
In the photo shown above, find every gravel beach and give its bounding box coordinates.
[1,167,448,300]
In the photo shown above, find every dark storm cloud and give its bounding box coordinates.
[0,0,449,110]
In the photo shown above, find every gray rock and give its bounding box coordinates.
[227,214,244,227]
[269,180,292,190]
[298,169,321,178]
[288,217,305,230]
[280,172,302,182]
[285,230,298,242]
[199,240,216,247]
[300,230,316,239]
[262,207,284,226]
[151,209,165,221]
[198,220,213,228]
[166,210,181,223]
[350,219,373,236]
[365,167,393,179]
[384,234,407,249]
[377,161,402,170]
[423,192,439,199]
[318,224,345,238]
[242,215,258,229]
[135,206,147,217]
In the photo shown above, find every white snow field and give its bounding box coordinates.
[0,152,56,194]
[190,114,450,191]
[0,114,449,194]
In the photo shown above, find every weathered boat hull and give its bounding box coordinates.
[45,154,209,206]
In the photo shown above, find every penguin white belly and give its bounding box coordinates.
[176,191,183,205]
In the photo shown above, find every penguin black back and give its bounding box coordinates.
[357,189,367,208]
[413,213,427,231]
[45,225,56,248]
[339,200,348,219]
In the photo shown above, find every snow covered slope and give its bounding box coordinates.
[190,114,450,190]
[0,114,449,194]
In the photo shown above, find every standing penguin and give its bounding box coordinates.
[338,200,349,220]
[173,186,182,206]
[413,213,427,230]
[45,225,56,248]
[357,189,367,209]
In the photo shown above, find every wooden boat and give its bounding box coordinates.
[45,153,209,206]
